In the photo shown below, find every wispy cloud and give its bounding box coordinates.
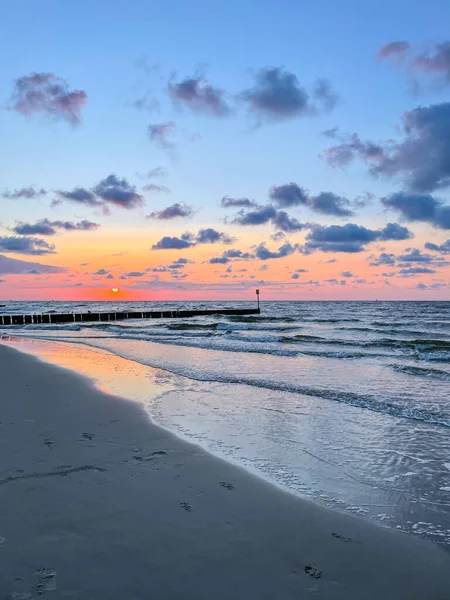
[9,72,87,125]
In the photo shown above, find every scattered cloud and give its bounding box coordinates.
[240,67,337,124]
[425,239,450,253]
[0,254,65,275]
[142,183,170,193]
[93,174,144,209]
[381,192,450,229]
[147,203,194,220]
[2,186,46,200]
[93,268,109,275]
[138,167,167,179]
[323,103,450,194]
[301,223,412,254]
[9,72,87,125]
[369,252,396,266]
[207,248,252,264]
[269,183,309,207]
[377,41,410,61]
[378,40,450,87]
[168,75,231,117]
[253,242,299,260]
[231,204,306,232]
[308,192,354,217]
[55,187,100,206]
[0,236,56,255]
[12,219,99,236]
[399,267,436,276]
[152,228,234,250]
[221,196,258,208]
[148,121,176,150]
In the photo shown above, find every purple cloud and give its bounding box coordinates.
[241,67,337,124]
[10,72,87,125]
[221,196,257,208]
[0,236,56,255]
[382,192,450,229]
[12,219,99,236]
[2,186,46,200]
[377,41,410,61]
[147,203,194,220]
[143,184,170,193]
[93,175,144,209]
[168,76,230,117]
[152,228,234,250]
[323,103,450,194]
[269,183,309,208]
[148,122,176,150]
[55,187,100,206]
[425,239,450,253]
[0,254,66,275]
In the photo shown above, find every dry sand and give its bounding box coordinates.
[1,342,449,599]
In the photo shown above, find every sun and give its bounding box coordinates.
[111,288,119,293]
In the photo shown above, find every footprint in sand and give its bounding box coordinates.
[82,432,94,440]
[219,481,235,490]
[32,568,57,594]
[332,532,356,543]
[44,439,54,449]
[180,502,192,512]
[304,565,322,579]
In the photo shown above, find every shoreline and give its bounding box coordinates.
[1,343,450,599]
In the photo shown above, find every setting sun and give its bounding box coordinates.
[111,288,119,293]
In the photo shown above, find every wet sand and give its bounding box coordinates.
[1,343,449,599]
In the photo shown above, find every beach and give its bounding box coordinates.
[1,342,450,599]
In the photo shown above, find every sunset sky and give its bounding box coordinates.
[1,0,449,301]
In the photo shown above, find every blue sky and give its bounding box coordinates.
[0,0,449,300]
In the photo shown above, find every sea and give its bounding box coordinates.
[1,300,449,547]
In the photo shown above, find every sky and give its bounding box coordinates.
[0,0,449,301]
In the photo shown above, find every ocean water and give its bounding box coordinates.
[1,300,450,546]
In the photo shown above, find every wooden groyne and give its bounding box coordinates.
[0,307,260,326]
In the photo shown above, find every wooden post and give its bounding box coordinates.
[256,289,260,311]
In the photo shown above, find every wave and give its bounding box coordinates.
[389,364,450,381]
[56,338,450,429]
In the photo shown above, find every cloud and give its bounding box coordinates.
[168,76,230,117]
[308,192,354,216]
[378,40,450,86]
[93,269,109,275]
[147,203,194,220]
[106,274,114,279]
[151,236,193,250]
[124,271,145,277]
[399,267,436,276]
[240,67,337,124]
[93,175,144,209]
[381,192,450,229]
[377,41,410,61]
[324,103,450,193]
[302,222,412,254]
[271,210,305,232]
[196,228,234,244]
[0,236,56,255]
[269,183,309,207]
[231,204,305,232]
[0,254,65,275]
[207,248,252,264]
[221,196,257,208]
[56,187,100,206]
[12,219,99,236]
[2,186,46,199]
[142,183,170,193]
[269,183,353,216]
[254,242,298,260]
[341,271,355,277]
[322,133,385,169]
[425,239,450,253]
[148,122,176,150]
[139,167,167,179]
[369,252,396,266]
[398,248,436,263]
[9,72,87,125]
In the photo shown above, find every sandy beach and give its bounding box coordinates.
[1,343,450,599]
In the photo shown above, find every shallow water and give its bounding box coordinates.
[1,300,450,546]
